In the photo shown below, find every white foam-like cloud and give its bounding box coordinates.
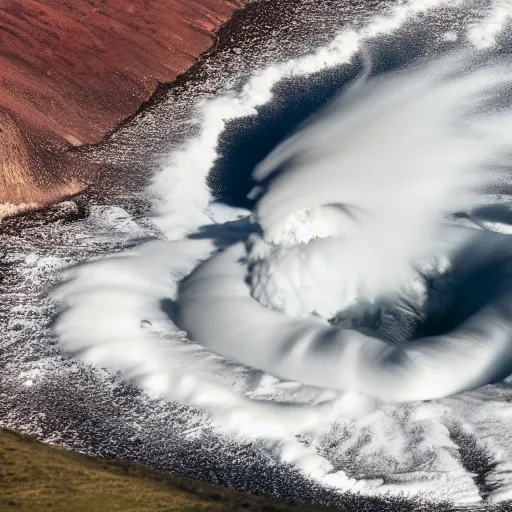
[247,52,512,317]
[175,51,512,403]
[149,0,458,239]
[468,0,512,49]
[53,0,512,496]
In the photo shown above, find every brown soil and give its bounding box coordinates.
[0,0,243,208]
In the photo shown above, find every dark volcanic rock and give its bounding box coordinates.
[0,0,243,211]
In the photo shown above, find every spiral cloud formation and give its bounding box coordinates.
[176,51,512,403]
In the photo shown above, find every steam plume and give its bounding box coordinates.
[176,52,512,402]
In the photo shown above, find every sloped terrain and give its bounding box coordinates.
[0,0,243,209]
[2,1,512,511]
[0,428,340,512]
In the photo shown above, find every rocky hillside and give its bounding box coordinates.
[0,0,243,214]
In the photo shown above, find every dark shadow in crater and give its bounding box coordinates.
[159,298,178,324]
[324,228,512,385]
[187,216,260,248]
[208,62,363,209]
[208,15,466,210]
[411,230,512,383]
[470,203,512,227]
[415,232,512,340]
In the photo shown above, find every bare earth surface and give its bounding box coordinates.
[0,0,243,208]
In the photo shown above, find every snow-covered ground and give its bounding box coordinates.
[2,1,512,510]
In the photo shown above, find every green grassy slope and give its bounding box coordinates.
[0,428,344,512]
